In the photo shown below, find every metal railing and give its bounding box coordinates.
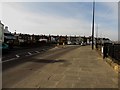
[96,43,120,62]
[107,44,120,61]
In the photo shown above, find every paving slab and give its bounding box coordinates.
[12,46,118,88]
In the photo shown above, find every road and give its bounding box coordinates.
[3,45,79,88]
[2,45,55,62]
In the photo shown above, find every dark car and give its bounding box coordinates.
[0,43,9,52]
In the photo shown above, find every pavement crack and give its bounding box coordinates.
[29,68,33,70]
[48,76,52,80]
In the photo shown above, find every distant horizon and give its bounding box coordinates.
[1,22,112,39]
[3,27,116,42]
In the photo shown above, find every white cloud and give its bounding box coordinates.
[1,0,119,2]
[1,2,118,41]
[95,2,118,41]
[2,3,91,36]
[95,2,118,22]
[0,3,2,20]
[102,2,118,20]
[95,25,118,41]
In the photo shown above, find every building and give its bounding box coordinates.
[4,26,16,48]
[67,36,82,45]
[59,35,67,45]
[0,21,4,43]
[0,21,16,48]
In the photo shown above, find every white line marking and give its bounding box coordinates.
[35,51,40,53]
[28,52,32,55]
[2,58,17,63]
[16,55,20,58]
[2,48,51,63]
[0,58,1,62]
[42,49,46,51]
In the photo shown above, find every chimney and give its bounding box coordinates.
[4,26,10,33]
[5,26,8,30]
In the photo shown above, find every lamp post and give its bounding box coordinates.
[96,24,98,49]
[92,1,95,50]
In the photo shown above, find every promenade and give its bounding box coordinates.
[5,45,118,88]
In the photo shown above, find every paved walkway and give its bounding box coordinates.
[13,46,118,88]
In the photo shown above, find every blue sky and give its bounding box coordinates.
[1,2,118,41]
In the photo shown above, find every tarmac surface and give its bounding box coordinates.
[2,45,118,88]
[2,45,54,61]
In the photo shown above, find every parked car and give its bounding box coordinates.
[81,42,85,46]
[0,43,9,51]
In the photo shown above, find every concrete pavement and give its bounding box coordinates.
[4,45,118,88]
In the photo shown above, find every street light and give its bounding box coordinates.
[96,24,98,49]
[92,1,95,50]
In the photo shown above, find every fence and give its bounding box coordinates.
[107,44,120,61]
[97,43,120,63]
